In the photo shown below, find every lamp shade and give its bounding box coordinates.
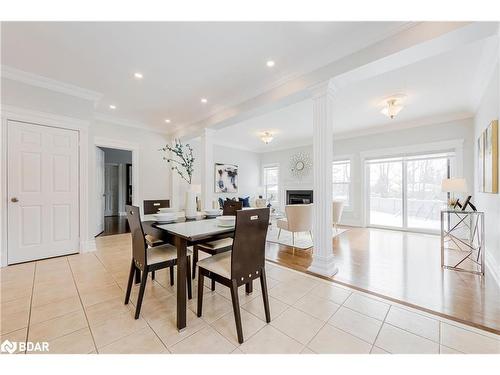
[441,178,468,193]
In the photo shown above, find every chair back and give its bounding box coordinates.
[231,208,270,284]
[143,199,170,214]
[284,204,313,232]
[223,200,242,216]
[125,205,147,269]
[332,200,345,224]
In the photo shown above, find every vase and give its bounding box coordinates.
[185,189,197,219]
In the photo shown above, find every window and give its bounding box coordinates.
[332,160,351,207]
[263,165,279,207]
[367,152,454,232]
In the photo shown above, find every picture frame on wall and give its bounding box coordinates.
[483,120,498,193]
[215,163,238,193]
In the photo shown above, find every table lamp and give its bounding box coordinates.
[441,178,476,211]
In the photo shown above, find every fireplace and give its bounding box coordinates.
[286,190,313,205]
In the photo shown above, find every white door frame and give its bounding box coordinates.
[94,137,139,223]
[1,106,90,267]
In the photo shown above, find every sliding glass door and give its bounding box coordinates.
[367,152,454,232]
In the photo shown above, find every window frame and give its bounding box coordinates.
[332,157,353,211]
[262,164,280,208]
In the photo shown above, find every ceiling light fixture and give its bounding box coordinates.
[165,119,171,124]
[134,72,143,79]
[380,94,406,119]
[201,98,208,104]
[109,104,116,110]
[266,60,275,67]
[260,131,274,144]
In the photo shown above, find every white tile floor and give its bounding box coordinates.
[1,233,500,354]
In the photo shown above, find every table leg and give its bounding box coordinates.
[175,236,187,331]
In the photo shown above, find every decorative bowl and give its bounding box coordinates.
[205,209,222,216]
[216,215,236,227]
[152,213,177,223]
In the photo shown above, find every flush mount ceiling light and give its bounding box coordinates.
[260,131,274,144]
[134,72,143,79]
[201,98,208,104]
[380,94,406,119]
[109,104,117,110]
[165,119,171,123]
[266,60,275,67]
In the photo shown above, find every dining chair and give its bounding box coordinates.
[191,200,243,290]
[333,200,345,233]
[276,204,313,254]
[143,199,170,247]
[124,205,192,319]
[197,208,271,344]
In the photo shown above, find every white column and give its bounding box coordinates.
[308,81,338,277]
[201,128,216,210]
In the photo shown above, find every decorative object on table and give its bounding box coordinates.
[152,212,177,224]
[216,215,236,227]
[483,120,498,193]
[185,184,201,219]
[160,139,197,217]
[160,139,195,184]
[215,163,238,193]
[204,208,222,218]
[441,178,470,209]
[257,186,264,199]
[441,209,484,275]
[289,152,312,179]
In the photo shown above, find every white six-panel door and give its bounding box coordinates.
[7,120,79,264]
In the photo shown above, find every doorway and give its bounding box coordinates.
[96,147,132,237]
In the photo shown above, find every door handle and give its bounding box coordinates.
[11,197,19,203]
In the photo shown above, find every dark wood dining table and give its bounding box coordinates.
[142,216,235,331]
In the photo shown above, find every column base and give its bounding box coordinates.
[308,255,338,277]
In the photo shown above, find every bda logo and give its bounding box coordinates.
[1,340,17,354]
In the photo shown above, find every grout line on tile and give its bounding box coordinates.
[23,261,37,354]
[66,256,99,354]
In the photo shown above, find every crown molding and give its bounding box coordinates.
[1,65,103,103]
[94,113,171,136]
[334,112,474,141]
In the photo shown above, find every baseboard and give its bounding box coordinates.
[80,238,97,253]
[486,251,500,289]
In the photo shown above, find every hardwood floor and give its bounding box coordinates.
[265,226,500,335]
[96,216,130,237]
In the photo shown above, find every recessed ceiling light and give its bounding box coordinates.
[109,104,116,110]
[165,119,171,123]
[266,60,275,67]
[201,98,208,104]
[134,72,143,79]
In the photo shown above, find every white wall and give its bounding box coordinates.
[259,117,474,226]
[474,66,500,283]
[177,139,261,208]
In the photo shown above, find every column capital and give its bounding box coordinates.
[309,79,339,99]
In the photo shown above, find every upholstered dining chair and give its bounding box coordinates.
[276,204,313,253]
[191,200,243,290]
[124,205,192,319]
[197,208,271,344]
[332,200,345,233]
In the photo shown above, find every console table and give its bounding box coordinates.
[440,209,485,275]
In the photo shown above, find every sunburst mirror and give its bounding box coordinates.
[290,152,312,179]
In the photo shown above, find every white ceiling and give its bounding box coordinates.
[1,21,411,131]
[213,37,496,152]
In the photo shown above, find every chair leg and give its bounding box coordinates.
[169,265,174,286]
[134,269,148,319]
[192,246,198,279]
[134,266,141,284]
[197,272,204,317]
[211,279,215,291]
[151,270,155,280]
[259,269,271,323]
[230,280,244,344]
[245,281,253,294]
[277,228,281,239]
[124,260,135,305]
[309,230,313,241]
[186,256,192,300]
[292,232,295,256]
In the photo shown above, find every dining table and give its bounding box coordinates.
[141,214,235,331]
